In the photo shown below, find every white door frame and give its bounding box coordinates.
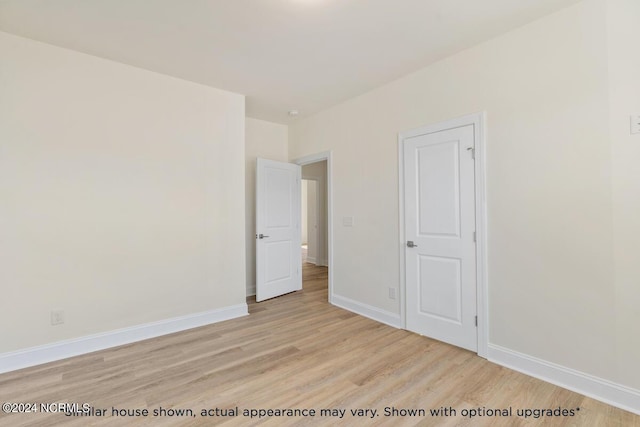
[293,151,333,302]
[398,112,488,358]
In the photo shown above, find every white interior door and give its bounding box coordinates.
[256,158,301,302]
[404,124,477,352]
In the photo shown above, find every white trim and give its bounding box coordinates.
[474,112,489,358]
[292,151,333,305]
[398,112,488,358]
[303,258,328,267]
[0,304,248,374]
[398,137,407,330]
[332,294,402,329]
[489,344,640,415]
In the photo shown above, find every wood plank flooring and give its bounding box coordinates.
[0,263,638,426]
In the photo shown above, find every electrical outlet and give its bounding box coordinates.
[631,115,640,135]
[388,287,397,300]
[51,310,65,326]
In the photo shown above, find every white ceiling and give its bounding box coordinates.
[0,0,580,124]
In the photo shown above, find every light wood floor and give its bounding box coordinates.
[1,263,638,426]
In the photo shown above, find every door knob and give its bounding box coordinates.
[407,241,418,248]
[258,234,270,239]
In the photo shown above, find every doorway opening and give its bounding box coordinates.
[294,152,333,302]
[300,163,328,294]
[300,179,316,264]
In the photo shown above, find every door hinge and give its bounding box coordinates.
[467,147,475,159]
[473,231,476,242]
[475,316,478,327]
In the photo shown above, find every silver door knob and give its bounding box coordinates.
[407,241,418,248]
[258,234,270,239]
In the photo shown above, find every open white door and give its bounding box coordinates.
[256,158,302,302]
[403,124,478,352]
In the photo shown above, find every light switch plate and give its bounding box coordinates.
[342,216,354,227]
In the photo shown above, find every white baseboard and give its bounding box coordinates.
[303,258,327,267]
[488,344,640,415]
[331,294,402,328]
[247,284,256,297]
[0,303,248,374]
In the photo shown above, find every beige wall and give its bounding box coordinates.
[0,32,246,353]
[289,0,640,390]
[606,0,640,388]
[245,118,288,296]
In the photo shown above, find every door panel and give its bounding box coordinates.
[417,140,461,237]
[266,241,292,282]
[405,124,477,352]
[266,169,293,227]
[418,255,462,323]
[256,158,301,302]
